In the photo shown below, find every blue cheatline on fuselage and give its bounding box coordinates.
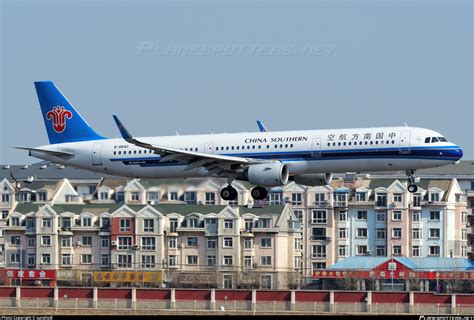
[109,145,462,168]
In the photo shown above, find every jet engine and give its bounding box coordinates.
[246,161,289,187]
[291,173,333,186]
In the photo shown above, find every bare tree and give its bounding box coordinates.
[335,272,358,290]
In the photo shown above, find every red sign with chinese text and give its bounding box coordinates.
[0,269,56,280]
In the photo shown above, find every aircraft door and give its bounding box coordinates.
[92,143,103,165]
[399,131,411,153]
[204,142,215,154]
[311,137,322,157]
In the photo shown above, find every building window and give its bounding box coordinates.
[355,192,366,202]
[313,262,326,270]
[376,228,386,239]
[169,192,179,201]
[412,228,421,239]
[429,211,440,221]
[288,192,302,206]
[61,254,72,265]
[141,255,156,269]
[61,236,72,247]
[187,237,198,247]
[223,256,233,266]
[312,210,327,224]
[207,255,216,266]
[81,254,92,264]
[147,192,159,202]
[223,275,233,289]
[101,254,110,267]
[429,228,440,239]
[376,211,386,222]
[10,236,20,245]
[356,228,367,238]
[99,192,109,200]
[118,254,132,268]
[244,219,253,231]
[260,275,272,289]
[143,219,155,232]
[101,236,110,248]
[206,237,216,249]
[462,246,467,257]
[462,212,467,223]
[412,246,420,257]
[188,218,199,228]
[294,238,302,250]
[376,246,386,256]
[27,236,35,248]
[429,246,440,256]
[412,211,421,222]
[244,238,253,249]
[186,256,197,265]
[392,228,402,238]
[392,246,402,255]
[413,194,421,207]
[81,216,92,227]
[42,218,51,228]
[268,192,282,205]
[141,237,156,250]
[312,245,326,258]
[41,254,51,264]
[184,192,197,205]
[376,193,387,207]
[169,219,178,232]
[169,237,177,248]
[27,254,35,266]
[223,237,234,248]
[392,211,402,221]
[131,192,140,201]
[244,256,253,269]
[393,193,402,202]
[462,229,467,240]
[82,236,92,246]
[338,245,347,256]
[120,219,130,232]
[1,194,10,203]
[260,238,272,248]
[205,192,216,205]
[357,211,368,220]
[37,192,47,202]
[260,256,272,266]
[293,210,303,222]
[224,220,234,229]
[168,255,177,267]
[338,228,347,239]
[9,253,20,263]
[118,237,132,250]
[357,245,368,255]
[41,236,51,246]
[430,193,440,202]
[338,211,347,222]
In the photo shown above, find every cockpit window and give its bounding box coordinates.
[424,137,431,143]
[431,137,439,143]
[438,137,447,142]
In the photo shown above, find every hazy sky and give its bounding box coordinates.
[1,0,472,164]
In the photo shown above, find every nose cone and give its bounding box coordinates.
[456,147,464,160]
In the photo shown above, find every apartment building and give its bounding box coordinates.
[2,203,301,289]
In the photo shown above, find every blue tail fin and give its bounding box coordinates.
[34,81,105,144]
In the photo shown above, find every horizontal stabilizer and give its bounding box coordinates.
[14,146,74,157]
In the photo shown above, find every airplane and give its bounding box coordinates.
[16,81,463,201]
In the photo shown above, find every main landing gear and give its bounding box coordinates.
[406,169,418,193]
[220,184,268,201]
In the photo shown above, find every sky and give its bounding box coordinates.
[1,0,472,164]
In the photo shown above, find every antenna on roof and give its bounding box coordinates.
[175,131,180,136]
[404,122,408,127]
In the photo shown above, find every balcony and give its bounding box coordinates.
[312,201,331,208]
[375,201,387,208]
[311,236,331,241]
[334,201,348,208]
[252,226,279,233]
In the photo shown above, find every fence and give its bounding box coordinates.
[0,287,473,314]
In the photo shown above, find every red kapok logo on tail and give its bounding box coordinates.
[46,106,72,133]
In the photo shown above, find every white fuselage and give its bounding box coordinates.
[31,126,463,180]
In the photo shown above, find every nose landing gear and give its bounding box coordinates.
[406,169,418,193]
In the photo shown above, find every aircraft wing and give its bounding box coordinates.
[14,146,74,157]
[112,116,265,174]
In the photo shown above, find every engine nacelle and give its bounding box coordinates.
[292,173,333,186]
[247,162,289,187]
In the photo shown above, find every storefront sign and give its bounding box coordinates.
[93,271,162,283]
[1,269,56,280]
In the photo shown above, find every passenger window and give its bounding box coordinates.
[267,145,270,149]
[252,145,256,149]
[425,137,431,143]
[290,144,293,148]
[236,146,240,150]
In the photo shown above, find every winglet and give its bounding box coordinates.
[112,115,134,141]
[256,120,268,132]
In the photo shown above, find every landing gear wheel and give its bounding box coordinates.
[251,186,268,200]
[221,186,238,201]
[406,169,418,193]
